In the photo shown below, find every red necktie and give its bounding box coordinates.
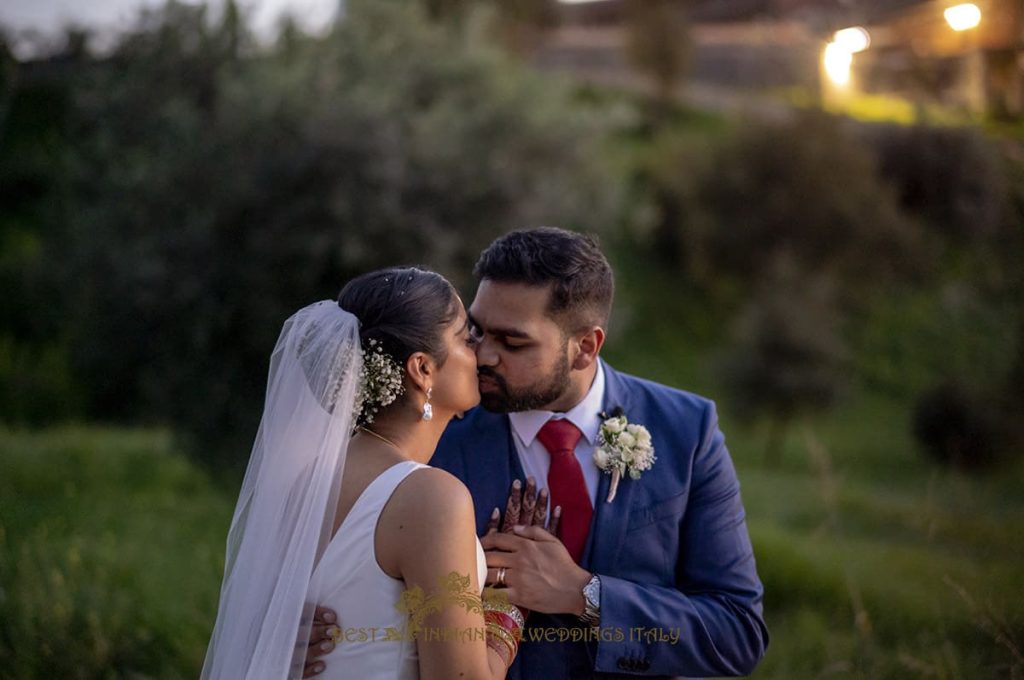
[536,418,592,563]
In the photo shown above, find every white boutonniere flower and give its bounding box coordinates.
[594,413,656,503]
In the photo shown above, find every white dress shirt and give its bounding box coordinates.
[508,361,606,514]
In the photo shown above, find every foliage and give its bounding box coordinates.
[628,111,1024,471]
[0,31,80,424]
[0,0,616,465]
[719,263,847,461]
[669,111,919,298]
[849,281,1021,399]
[0,336,82,425]
[912,382,999,471]
[865,123,1012,244]
[635,111,919,453]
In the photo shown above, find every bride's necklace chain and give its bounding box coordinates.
[358,426,403,451]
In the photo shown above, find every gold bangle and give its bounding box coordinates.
[483,599,526,630]
[486,623,519,656]
[485,621,516,644]
[486,633,515,665]
[486,623,518,655]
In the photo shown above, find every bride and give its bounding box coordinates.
[201,267,531,679]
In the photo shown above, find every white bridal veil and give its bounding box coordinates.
[202,300,361,680]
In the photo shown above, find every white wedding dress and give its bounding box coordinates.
[307,460,488,680]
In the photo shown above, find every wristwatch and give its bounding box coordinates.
[579,574,601,626]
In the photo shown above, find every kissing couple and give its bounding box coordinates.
[201,228,768,679]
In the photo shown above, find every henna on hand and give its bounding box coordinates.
[520,477,538,526]
[489,478,553,538]
[548,505,562,537]
[501,479,523,532]
[531,488,549,528]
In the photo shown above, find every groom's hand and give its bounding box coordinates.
[482,525,591,616]
[303,605,339,678]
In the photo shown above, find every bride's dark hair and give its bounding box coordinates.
[337,266,459,371]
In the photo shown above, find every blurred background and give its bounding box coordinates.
[1,0,1022,677]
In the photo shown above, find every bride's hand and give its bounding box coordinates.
[484,477,554,536]
[483,476,561,617]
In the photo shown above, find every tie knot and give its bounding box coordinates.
[537,418,583,457]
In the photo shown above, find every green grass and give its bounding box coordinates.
[2,411,1022,678]
[0,426,233,679]
[727,399,1024,679]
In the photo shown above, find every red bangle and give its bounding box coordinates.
[486,634,514,665]
[484,610,521,635]
[483,610,520,626]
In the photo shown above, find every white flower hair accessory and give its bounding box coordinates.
[594,411,656,503]
[355,338,405,423]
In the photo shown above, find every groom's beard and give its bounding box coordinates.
[477,353,571,413]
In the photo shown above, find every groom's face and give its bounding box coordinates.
[468,280,572,413]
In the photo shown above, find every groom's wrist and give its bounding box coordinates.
[563,568,593,616]
[578,573,601,626]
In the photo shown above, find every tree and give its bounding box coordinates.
[720,260,847,464]
[49,0,616,467]
[646,111,920,462]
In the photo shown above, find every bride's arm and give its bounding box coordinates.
[383,468,514,680]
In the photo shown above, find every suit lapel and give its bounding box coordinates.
[581,360,637,573]
[462,410,524,534]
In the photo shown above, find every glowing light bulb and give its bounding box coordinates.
[823,42,853,86]
[833,27,870,54]
[944,3,982,31]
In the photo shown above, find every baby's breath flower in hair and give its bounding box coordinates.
[355,338,406,423]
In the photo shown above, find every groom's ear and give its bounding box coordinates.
[571,326,605,371]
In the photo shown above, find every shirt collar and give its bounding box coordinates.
[509,361,606,448]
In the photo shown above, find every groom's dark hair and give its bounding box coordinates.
[474,227,614,331]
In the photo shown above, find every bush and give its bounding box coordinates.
[912,383,999,471]
[865,124,1011,243]
[719,262,848,462]
[0,336,81,425]
[643,110,921,306]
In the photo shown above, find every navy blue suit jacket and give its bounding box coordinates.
[430,361,767,679]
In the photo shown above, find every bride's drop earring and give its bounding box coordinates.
[422,388,433,421]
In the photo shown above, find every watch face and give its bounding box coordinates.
[584,576,600,604]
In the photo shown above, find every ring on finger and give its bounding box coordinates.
[496,566,507,586]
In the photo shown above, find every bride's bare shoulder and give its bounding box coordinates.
[376,466,477,576]
[389,466,474,520]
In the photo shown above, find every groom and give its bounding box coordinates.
[311,228,767,678]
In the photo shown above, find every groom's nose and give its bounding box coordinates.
[475,337,499,367]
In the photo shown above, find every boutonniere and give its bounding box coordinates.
[594,409,656,503]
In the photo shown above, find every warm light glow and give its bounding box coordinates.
[944,3,982,31]
[823,42,853,86]
[833,27,871,53]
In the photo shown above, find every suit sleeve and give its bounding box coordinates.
[593,401,768,677]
